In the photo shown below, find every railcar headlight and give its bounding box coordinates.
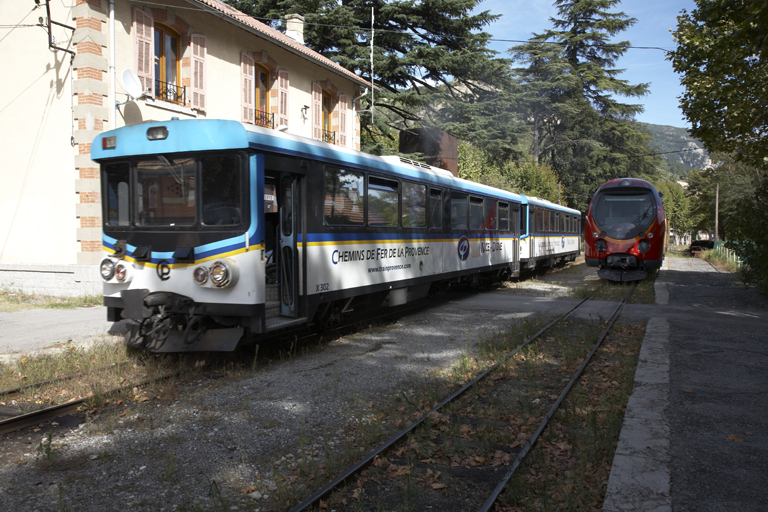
[595,239,608,252]
[193,266,208,285]
[209,261,231,288]
[593,232,599,239]
[638,240,651,253]
[115,263,128,282]
[647,232,654,239]
[100,259,115,281]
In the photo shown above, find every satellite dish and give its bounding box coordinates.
[121,69,144,100]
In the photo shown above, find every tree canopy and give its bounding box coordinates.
[669,0,768,168]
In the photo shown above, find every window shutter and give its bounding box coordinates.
[241,52,254,124]
[191,35,206,110]
[277,70,289,128]
[312,82,322,141]
[338,94,348,147]
[133,7,154,96]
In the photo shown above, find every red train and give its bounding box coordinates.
[584,178,668,281]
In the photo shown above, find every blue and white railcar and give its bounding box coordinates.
[518,196,581,270]
[91,119,523,352]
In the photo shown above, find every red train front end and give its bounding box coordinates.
[584,178,667,281]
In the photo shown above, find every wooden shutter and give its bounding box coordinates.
[338,94,348,147]
[191,35,206,110]
[133,7,154,96]
[277,70,289,128]
[312,82,322,140]
[241,52,254,124]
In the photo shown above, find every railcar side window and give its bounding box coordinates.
[484,199,496,230]
[450,192,468,230]
[469,197,484,229]
[137,157,196,227]
[429,189,442,229]
[104,162,130,226]
[324,167,364,225]
[550,211,556,232]
[368,176,399,227]
[402,182,427,228]
[201,155,242,226]
[498,202,509,231]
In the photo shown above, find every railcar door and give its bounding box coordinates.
[529,207,536,262]
[279,173,298,317]
[512,206,520,272]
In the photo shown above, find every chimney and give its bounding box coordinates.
[285,14,305,44]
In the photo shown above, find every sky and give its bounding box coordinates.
[476,0,697,128]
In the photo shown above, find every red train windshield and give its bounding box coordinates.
[592,190,656,239]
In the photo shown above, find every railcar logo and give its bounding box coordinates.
[157,260,171,281]
[562,236,565,249]
[457,236,469,261]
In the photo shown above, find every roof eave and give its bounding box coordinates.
[186,0,373,90]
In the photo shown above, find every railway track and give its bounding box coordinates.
[287,283,638,511]
[0,287,471,439]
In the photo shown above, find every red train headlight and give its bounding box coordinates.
[638,240,651,253]
[595,239,608,252]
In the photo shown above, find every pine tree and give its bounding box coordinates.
[226,0,509,152]
[509,0,660,210]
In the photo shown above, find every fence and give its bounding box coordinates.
[715,242,743,268]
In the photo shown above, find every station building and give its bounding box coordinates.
[1,0,371,296]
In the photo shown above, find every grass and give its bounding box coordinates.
[0,289,102,313]
[700,249,741,273]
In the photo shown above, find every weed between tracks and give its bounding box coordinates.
[263,316,645,511]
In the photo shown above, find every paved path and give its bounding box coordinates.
[605,257,768,511]
[0,306,126,356]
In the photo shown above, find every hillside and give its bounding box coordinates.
[640,122,711,174]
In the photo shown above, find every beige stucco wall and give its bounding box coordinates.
[0,2,79,266]
[112,1,357,143]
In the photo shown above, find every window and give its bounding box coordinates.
[137,157,196,227]
[450,192,468,230]
[469,197,484,229]
[498,202,509,231]
[201,155,242,226]
[277,70,289,128]
[549,211,556,232]
[241,52,255,123]
[324,167,364,226]
[190,35,206,110]
[133,8,154,96]
[322,91,334,143]
[338,95,348,146]
[255,64,271,128]
[536,210,545,232]
[154,24,183,104]
[368,177,399,227]
[105,163,130,226]
[429,189,442,229]
[402,182,426,228]
[484,199,496,230]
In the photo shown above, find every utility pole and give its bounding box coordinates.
[714,182,719,241]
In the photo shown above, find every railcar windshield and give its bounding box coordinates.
[104,153,244,228]
[592,190,656,239]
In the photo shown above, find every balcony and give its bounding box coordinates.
[155,79,185,106]
[322,130,337,145]
[256,110,275,129]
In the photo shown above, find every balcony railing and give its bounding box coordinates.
[256,110,275,129]
[155,79,185,106]
[322,130,337,145]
